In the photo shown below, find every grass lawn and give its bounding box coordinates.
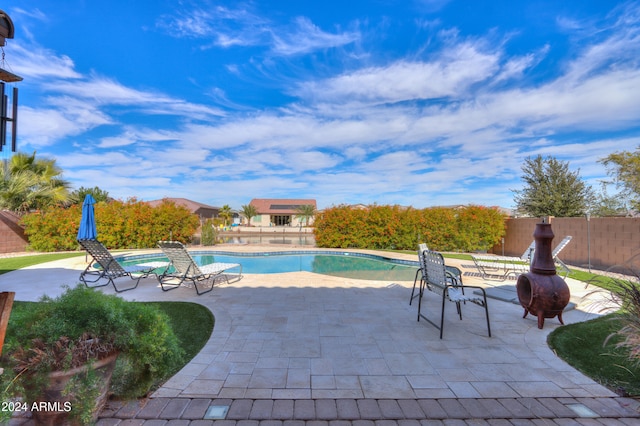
[548,314,640,396]
[149,301,214,365]
[0,252,84,275]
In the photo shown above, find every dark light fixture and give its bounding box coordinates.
[0,10,21,152]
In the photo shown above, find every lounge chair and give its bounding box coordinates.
[512,236,573,276]
[471,241,535,280]
[78,239,167,292]
[472,236,572,280]
[157,241,242,295]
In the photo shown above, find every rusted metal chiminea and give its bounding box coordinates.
[516,221,570,329]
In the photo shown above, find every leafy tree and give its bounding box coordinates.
[219,204,233,226]
[512,155,594,217]
[599,146,640,211]
[0,151,70,213]
[69,186,111,204]
[200,218,218,246]
[295,204,316,227]
[591,183,629,217]
[240,204,258,226]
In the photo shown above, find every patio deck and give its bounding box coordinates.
[1,245,637,423]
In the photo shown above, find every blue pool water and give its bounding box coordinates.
[118,251,419,281]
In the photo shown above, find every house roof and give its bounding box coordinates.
[147,198,220,213]
[250,198,317,214]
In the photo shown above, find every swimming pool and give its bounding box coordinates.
[118,250,419,281]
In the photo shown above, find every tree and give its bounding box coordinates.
[0,151,70,213]
[219,204,233,226]
[240,204,258,226]
[200,218,218,246]
[591,182,629,217]
[69,186,111,204]
[295,204,317,227]
[599,146,640,211]
[512,155,594,217]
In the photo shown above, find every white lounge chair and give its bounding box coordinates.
[78,239,167,292]
[472,236,572,280]
[551,236,573,277]
[471,240,535,279]
[157,241,242,295]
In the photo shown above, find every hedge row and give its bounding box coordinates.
[313,204,506,252]
[21,198,200,252]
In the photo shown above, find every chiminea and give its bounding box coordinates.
[516,221,570,329]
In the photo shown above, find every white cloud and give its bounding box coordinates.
[9,43,82,80]
[19,103,111,147]
[98,133,138,149]
[158,5,359,57]
[49,76,225,118]
[81,127,179,150]
[158,4,268,49]
[11,7,48,22]
[271,17,360,56]
[295,42,499,104]
[493,46,548,83]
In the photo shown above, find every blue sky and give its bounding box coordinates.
[2,0,639,210]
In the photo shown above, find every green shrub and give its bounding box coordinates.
[1,285,185,423]
[21,198,200,251]
[419,207,458,251]
[201,218,218,246]
[314,205,363,248]
[314,204,506,252]
[3,285,185,398]
[454,205,506,252]
[19,204,81,251]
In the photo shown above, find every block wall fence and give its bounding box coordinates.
[491,216,640,271]
[0,211,28,254]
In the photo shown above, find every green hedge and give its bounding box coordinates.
[313,204,506,252]
[20,198,200,252]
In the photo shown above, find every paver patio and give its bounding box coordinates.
[1,245,638,423]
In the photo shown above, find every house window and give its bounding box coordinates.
[271,215,291,226]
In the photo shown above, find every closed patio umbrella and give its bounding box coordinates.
[77,194,97,241]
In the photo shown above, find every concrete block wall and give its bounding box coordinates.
[0,211,28,254]
[493,216,640,271]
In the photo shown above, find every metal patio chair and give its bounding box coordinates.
[417,249,491,338]
[78,239,167,292]
[157,240,242,295]
[409,243,428,305]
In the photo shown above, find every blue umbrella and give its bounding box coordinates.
[77,194,97,240]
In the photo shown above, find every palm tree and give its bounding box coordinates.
[240,204,258,226]
[69,186,111,205]
[219,204,233,226]
[295,204,316,227]
[0,151,71,213]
